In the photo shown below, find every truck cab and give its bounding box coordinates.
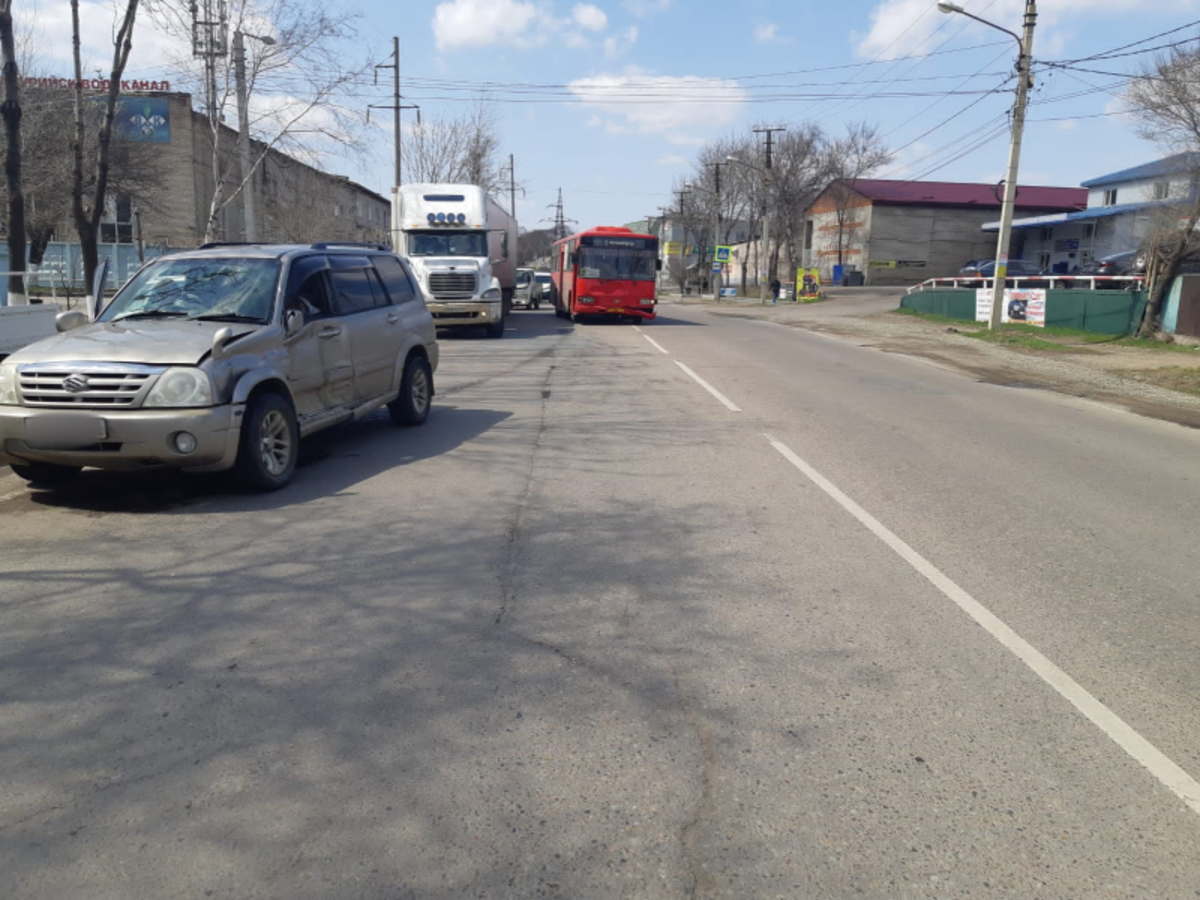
[393,184,517,339]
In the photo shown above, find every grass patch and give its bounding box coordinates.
[1121,366,1200,395]
[1107,336,1200,354]
[892,308,974,326]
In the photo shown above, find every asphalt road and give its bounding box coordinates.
[3,304,1200,899]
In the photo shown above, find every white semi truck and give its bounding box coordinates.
[392,184,517,338]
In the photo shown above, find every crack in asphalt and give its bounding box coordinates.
[671,663,719,900]
[493,359,555,629]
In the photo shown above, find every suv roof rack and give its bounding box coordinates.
[311,242,391,251]
[197,241,272,249]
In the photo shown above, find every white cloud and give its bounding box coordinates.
[433,0,541,50]
[657,153,690,166]
[573,3,608,31]
[754,23,781,44]
[604,26,638,59]
[855,0,1172,61]
[569,68,747,145]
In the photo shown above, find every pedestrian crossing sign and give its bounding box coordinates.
[715,245,732,263]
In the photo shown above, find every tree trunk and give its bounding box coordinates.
[1138,203,1200,337]
[0,0,26,304]
[70,0,139,295]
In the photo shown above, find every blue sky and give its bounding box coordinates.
[29,0,1200,232]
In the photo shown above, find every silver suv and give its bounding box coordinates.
[0,243,438,491]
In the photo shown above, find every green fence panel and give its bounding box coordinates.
[901,289,976,321]
[1045,289,1145,335]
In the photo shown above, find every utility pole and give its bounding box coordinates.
[675,188,691,295]
[936,0,1036,330]
[370,38,421,189]
[509,154,516,218]
[988,0,1036,330]
[753,125,786,304]
[233,31,253,240]
[192,0,228,240]
[712,161,723,300]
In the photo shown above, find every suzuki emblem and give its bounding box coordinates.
[63,373,90,393]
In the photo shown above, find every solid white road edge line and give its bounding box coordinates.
[676,361,741,412]
[764,433,1200,818]
[644,334,670,355]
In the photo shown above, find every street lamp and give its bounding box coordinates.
[938,0,1037,330]
[727,155,771,304]
[233,29,276,242]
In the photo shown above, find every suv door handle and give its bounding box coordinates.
[386,313,399,324]
[317,326,342,339]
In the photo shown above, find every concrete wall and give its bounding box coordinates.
[864,206,998,286]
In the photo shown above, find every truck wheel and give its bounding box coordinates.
[485,315,506,338]
[389,354,433,427]
[233,391,298,491]
[9,462,81,486]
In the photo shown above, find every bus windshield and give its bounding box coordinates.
[408,231,488,257]
[577,247,657,282]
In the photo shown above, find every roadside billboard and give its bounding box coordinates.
[976,288,1046,326]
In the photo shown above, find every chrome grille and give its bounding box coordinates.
[17,363,163,408]
[428,273,477,297]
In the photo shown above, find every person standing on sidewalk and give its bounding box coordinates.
[770,277,781,304]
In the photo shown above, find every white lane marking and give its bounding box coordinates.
[764,433,1200,817]
[0,488,25,503]
[632,325,643,332]
[643,334,670,355]
[675,361,741,412]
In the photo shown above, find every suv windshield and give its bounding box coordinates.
[101,257,281,324]
[408,231,488,257]
[577,248,656,282]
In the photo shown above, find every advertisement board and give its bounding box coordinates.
[796,267,821,300]
[975,288,1047,326]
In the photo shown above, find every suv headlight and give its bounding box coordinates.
[482,287,501,300]
[0,362,18,405]
[145,367,214,408]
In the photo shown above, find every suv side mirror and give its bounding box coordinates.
[284,306,305,337]
[56,309,89,332]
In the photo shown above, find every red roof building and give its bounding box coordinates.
[805,179,1087,286]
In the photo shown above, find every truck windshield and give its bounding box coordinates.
[577,248,657,282]
[516,270,533,286]
[408,231,488,257]
[100,257,281,324]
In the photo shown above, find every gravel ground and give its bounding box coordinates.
[668,295,1200,428]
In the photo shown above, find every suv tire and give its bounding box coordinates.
[9,462,82,486]
[234,391,298,491]
[389,354,433,427]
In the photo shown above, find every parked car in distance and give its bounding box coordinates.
[513,267,538,309]
[0,242,438,492]
[959,259,1044,281]
[532,272,553,306]
[1079,249,1147,276]
[959,259,992,274]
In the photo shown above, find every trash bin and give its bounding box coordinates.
[844,271,865,287]
[832,264,844,285]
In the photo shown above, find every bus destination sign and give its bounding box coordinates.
[580,236,655,250]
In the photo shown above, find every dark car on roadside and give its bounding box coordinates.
[1079,249,1146,276]
[959,259,1044,279]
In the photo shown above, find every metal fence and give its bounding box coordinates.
[0,241,177,306]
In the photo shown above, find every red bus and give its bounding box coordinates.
[550,226,660,322]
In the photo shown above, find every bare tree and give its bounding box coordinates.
[145,0,369,241]
[770,124,830,282]
[70,0,139,299]
[405,98,503,193]
[0,0,26,303]
[1125,45,1200,336]
[821,122,892,273]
